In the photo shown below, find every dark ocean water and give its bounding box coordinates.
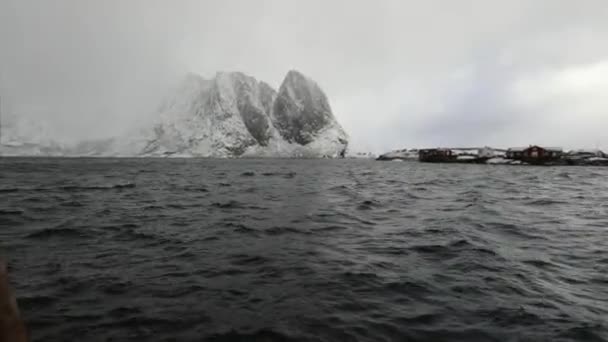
[1,158,607,342]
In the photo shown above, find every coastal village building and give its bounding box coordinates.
[418,148,455,162]
[567,149,606,158]
[505,147,526,160]
[506,145,563,163]
[478,147,501,159]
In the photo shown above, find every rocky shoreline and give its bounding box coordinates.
[377,146,608,166]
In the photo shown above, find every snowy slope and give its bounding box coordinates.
[0,116,67,156]
[135,70,348,158]
[1,70,349,158]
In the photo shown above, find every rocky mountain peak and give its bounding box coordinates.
[1,70,349,158]
[272,70,335,145]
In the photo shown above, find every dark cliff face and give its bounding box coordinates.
[272,70,334,145]
[232,76,276,147]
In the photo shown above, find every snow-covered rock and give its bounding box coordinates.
[377,149,419,161]
[273,71,339,144]
[346,151,377,159]
[1,70,349,158]
[137,70,348,158]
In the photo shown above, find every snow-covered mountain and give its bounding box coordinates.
[139,70,348,158]
[0,70,349,158]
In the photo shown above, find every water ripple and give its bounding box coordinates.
[1,158,607,342]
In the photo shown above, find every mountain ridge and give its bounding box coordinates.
[0,70,349,158]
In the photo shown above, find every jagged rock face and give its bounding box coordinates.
[144,72,275,157]
[229,74,276,146]
[140,70,348,158]
[272,70,333,145]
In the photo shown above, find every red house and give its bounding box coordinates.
[507,145,563,164]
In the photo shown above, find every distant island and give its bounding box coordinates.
[0,70,348,158]
[377,146,608,166]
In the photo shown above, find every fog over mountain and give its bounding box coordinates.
[1,0,607,153]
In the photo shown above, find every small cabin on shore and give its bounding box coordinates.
[506,145,563,164]
[567,149,606,158]
[419,148,456,163]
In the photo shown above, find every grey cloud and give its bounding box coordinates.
[1,0,607,150]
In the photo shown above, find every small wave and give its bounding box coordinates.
[487,221,543,240]
[226,222,257,234]
[184,187,208,192]
[22,196,44,203]
[363,246,408,256]
[201,236,220,242]
[99,281,134,295]
[522,259,559,270]
[60,200,84,207]
[167,203,193,209]
[329,184,351,191]
[449,239,473,248]
[471,247,499,257]
[0,209,25,215]
[410,243,461,260]
[393,313,442,325]
[219,182,231,187]
[211,200,243,209]
[113,182,136,189]
[0,188,21,193]
[261,172,296,179]
[335,212,377,226]
[479,307,544,327]
[589,276,608,285]
[229,254,270,266]
[411,244,449,254]
[60,183,136,191]
[56,276,90,294]
[26,227,85,239]
[384,280,433,295]
[312,225,348,232]
[526,198,565,206]
[357,200,380,210]
[265,226,310,236]
[340,271,381,286]
[143,205,164,211]
[206,329,299,342]
[560,324,607,341]
[107,306,143,317]
[241,171,255,177]
[174,251,197,260]
[18,295,57,308]
[114,229,158,241]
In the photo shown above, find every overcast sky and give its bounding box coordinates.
[1,0,607,152]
